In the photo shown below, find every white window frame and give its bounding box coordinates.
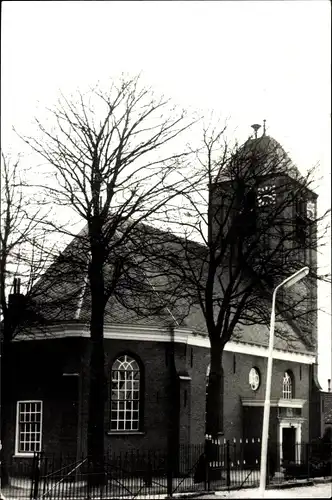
[282,371,293,399]
[15,400,43,457]
[110,355,140,433]
[279,420,302,465]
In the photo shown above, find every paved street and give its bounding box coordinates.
[194,482,332,498]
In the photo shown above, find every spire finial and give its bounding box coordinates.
[263,119,266,136]
[251,124,261,139]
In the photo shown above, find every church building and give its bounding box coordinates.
[4,127,321,471]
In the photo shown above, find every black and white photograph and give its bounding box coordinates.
[1,1,331,499]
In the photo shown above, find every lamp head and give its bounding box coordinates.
[283,267,309,289]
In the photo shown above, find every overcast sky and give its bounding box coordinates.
[1,1,331,389]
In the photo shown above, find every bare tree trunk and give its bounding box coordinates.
[87,250,106,486]
[206,338,224,439]
[87,336,106,485]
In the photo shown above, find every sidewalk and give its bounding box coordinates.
[173,478,332,499]
[216,481,331,498]
[1,475,331,499]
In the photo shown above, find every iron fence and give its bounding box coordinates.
[1,440,331,499]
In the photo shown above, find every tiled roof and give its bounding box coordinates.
[25,220,312,355]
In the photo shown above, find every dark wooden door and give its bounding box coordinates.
[282,427,296,463]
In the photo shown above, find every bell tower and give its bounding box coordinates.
[209,123,318,349]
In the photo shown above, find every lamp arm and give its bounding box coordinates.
[260,267,309,496]
[259,285,278,494]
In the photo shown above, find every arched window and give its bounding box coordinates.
[111,355,141,432]
[282,371,294,399]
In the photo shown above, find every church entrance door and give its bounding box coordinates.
[282,427,296,463]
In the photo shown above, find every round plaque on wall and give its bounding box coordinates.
[249,367,260,391]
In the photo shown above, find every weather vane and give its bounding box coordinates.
[251,124,261,139]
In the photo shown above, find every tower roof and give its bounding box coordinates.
[217,134,304,183]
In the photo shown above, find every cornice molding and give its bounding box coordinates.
[242,398,307,408]
[14,323,316,365]
[278,417,306,424]
[277,398,306,408]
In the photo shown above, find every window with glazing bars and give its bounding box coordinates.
[111,355,140,431]
[282,371,293,399]
[16,401,42,454]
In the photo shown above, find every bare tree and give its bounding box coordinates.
[0,152,62,339]
[20,75,198,481]
[160,124,331,441]
[0,152,57,486]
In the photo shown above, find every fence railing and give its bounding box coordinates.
[1,440,331,499]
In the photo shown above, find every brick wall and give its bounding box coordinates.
[223,351,310,441]
[187,345,210,445]
[4,338,84,464]
[5,335,314,464]
[102,338,178,454]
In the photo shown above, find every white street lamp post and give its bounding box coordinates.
[259,267,310,496]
